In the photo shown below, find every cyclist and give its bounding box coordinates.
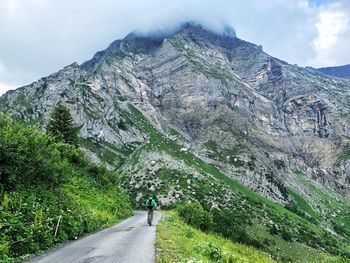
[145,196,156,226]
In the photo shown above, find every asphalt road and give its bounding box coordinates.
[25,211,162,263]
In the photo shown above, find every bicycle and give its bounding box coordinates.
[147,208,153,226]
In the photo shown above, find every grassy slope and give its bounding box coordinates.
[292,172,350,240]
[1,176,132,263]
[119,104,350,262]
[0,116,133,262]
[156,211,276,263]
[79,137,139,169]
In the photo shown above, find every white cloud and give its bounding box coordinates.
[0,59,32,95]
[4,0,20,11]
[310,2,350,66]
[0,82,16,96]
[0,0,349,95]
[0,61,6,74]
[314,11,347,51]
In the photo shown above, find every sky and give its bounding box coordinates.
[0,0,349,95]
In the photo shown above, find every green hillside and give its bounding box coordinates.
[1,21,350,263]
[2,102,350,262]
[156,211,277,263]
[0,114,133,262]
[118,104,350,262]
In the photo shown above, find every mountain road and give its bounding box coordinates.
[25,211,162,263]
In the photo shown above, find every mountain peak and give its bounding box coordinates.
[81,21,237,70]
[176,21,236,38]
[127,21,237,42]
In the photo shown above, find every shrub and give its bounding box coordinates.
[177,202,213,231]
[204,242,222,260]
[0,115,133,261]
[281,226,293,241]
[212,209,264,248]
[0,118,66,189]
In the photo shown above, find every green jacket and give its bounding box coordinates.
[145,198,156,209]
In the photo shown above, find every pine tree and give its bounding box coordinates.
[46,103,78,146]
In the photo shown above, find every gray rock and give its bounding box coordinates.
[1,22,350,205]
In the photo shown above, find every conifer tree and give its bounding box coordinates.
[46,103,78,146]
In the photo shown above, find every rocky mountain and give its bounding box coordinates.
[312,64,350,79]
[2,22,349,201]
[1,22,350,261]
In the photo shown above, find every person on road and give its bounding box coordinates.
[145,196,156,226]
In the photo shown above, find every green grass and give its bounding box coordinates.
[119,107,261,203]
[0,115,133,261]
[286,188,321,223]
[62,175,132,224]
[79,137,137,168]
[123,103,333,213]
[119,104,350,261]
[334,136,350,164]
[156,211,276,263]
[204,139,246,166]
[168,128,189,143]
[293,172,350,241]
[338,149,350,163]
[247,224,341,263]
[84,107,100,119]
[1,175,133,262]
[89,90,105,103]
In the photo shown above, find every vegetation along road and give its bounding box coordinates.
[25,211,162,263]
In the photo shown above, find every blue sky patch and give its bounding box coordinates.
[309,0,333,7]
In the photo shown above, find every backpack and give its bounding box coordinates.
[147,199,153,209]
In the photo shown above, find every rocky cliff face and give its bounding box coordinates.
[1,22,350,204]
[313,64,350,79]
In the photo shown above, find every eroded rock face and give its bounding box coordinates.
[314,64,350,79]
[1,22,350,203]
[0,63,145,147]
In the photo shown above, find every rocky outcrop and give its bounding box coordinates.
[1,22,350,204]
[312,64,350,79]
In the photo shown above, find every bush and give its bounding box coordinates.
[0,115,133,261]
[281,226,293,241]
[204,242,222,260]
[177,202,213,231]
[87,163,118,186]
[0,116,66,189]
[212,209,264,248]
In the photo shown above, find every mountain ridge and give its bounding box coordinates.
[314,64,350,79]
[81,22,240,70]
[1,21,350,261]
[1,22,350,202]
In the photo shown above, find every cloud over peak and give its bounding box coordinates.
[0,0,349,95]
[312,1,350,66]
